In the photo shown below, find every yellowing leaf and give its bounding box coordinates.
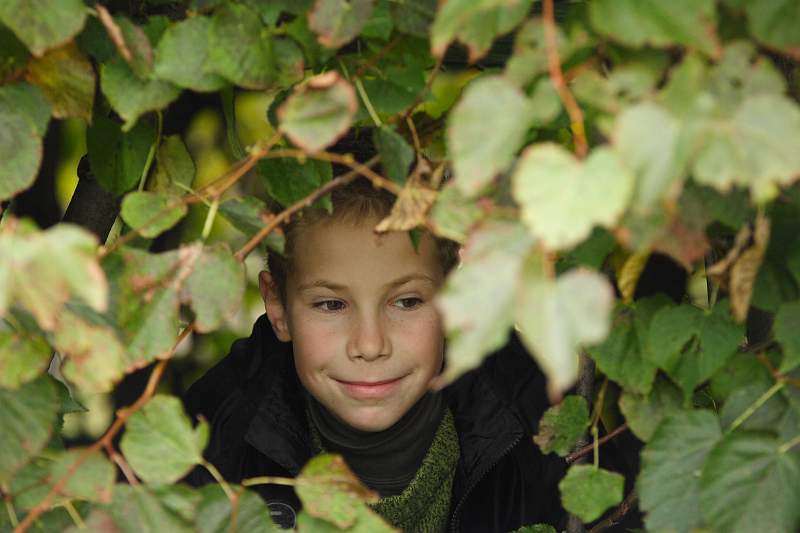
[24,42,95,122]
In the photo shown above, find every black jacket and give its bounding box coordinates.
[184,314,569,532]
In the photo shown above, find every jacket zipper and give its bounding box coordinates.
[450,432,523,532]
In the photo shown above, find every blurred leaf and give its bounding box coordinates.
[154,16,227,92]
[512,144,634,250]
[710,352,772,403]
[729,214,769,321]
[528,78,561,126]
[100,60,181,130]
[390,0,435,37]
[278,72,357,153]
[736,1,800,57]
[360,43,429,116]
[195,485,279,533]
[0,82,51,136]
[559,464,624,523]
[24,42,93,122]
[149,135,196,194]
[218,196,285,254]
[0,0,87,57]
[616,251,650,305]
[296,454,378,529]
[308,0,375,48]
[429,183,482,243]
[0,326,51,389]
[121,191,188,239]
[183,243,245,333]
[257,157,333,207]
[699,432,800,533]
[374,126,414,185]
[431,0,533,62]
[0,91,43,202]
[374,183,436,232]
[719,381,788,432]
[0,376,58,484]
[589,0,721,58]
[589,296,671,395]
[533,395,589,457]
[775,300,800,373]
[360,0,393,41]
[120,394,209,484]
[646,300,743,398]
[114,16,154,79]
[437,220,534,384]
[208,4,304,90]
[516,259,615,395]
[638,410,722,533]
[449,75,532,196]
[706,42,785,112]
[50,449,115,503]
[618,376,684,442]
[0,23,30,80]
[87,112,157,196]
[82,484,195,533]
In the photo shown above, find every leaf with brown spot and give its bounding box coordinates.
[25,42,95,122]
[729,214,769,321]
[308,0,375,49]
[651,218,710,272]
[374,184,436,233]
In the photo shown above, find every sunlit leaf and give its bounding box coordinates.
[448,75,532,196]
[559,464,624,523]
[120,394,209,484]
[278,72,357,153]
[121,191,188,239]
[24,42,94,122]
[533,395,589,457]
[308,0,375,48]
[428,183,483,243]
[154,16,227,92]
[0,0,86,57]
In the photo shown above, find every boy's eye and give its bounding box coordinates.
[314,300,345,312]
[393,297,423,310]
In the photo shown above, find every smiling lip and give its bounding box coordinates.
[335,376,404,399]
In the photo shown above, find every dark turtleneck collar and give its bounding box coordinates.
[306,390,445,497]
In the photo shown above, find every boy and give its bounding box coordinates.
[184,179,567,531]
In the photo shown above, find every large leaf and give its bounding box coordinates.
[448,75,532,196]
[154,16,227,92]
[431,0,533,62]
[0,91,43,202]
[618,376,684,442]
[257,157,333,207]
[100,60,181,130]
[0,0,86,57]
[0,376,58,484]
[120,394,209,484]
[638,410,722,533]
[183,243,245,333]
[588,0,721,58]
[646,300,744,398]
[516,260,615,395]
[195,485,279,533]
[0,325,52,389]
[428,183,483,243]
[436,220,534,384]
[148,135,196,194]
[533,395,589,457]
[87,112,158,196]
[559,465,624,523]
[512,144,635,250]
[24,42,94,122]
[49,449,115,503]
[80,484,196,533]
[308,0,375,48]
[278,72,357,153]
[121,191,188,239]
[737,0,800,57]
[0,82,51,137]
[700,432,800,533]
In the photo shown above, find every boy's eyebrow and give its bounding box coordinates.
[296,273,437,293]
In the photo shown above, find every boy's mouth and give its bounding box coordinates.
[334,376,405,399]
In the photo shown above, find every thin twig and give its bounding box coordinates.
[95,5,133,62]
[566,424,629,464]
[13,324,195,533]
[588,490,638,533]
[105,442,139,486]
[543,0,587,158]
[234,155,381,261]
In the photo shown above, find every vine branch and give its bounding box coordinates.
[566,424,629,464]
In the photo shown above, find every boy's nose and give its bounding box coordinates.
[347,313,390,361]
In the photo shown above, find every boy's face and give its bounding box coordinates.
[260,218,446,432]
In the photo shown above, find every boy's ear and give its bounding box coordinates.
[258,271,292,342]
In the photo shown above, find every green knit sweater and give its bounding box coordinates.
[309,409,461,532]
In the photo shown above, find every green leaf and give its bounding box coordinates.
[390,0,435,37]
[619,376,684,442]
[429,183,483,243]
[0,0,87,57]
[218,196,285,254]
[153,16,227,92]
[24,42,95,122]
[448,75,532,196]
[0,82,51,137]
[278,72,357,153]
[646,300,744,398]
[533,395,589,456]
[693,94,800,203]
[588,0,721,58]
[114,16,154,80]
[706,41,786,113]
[738,0,800,56]
[720,382,789,432]
[0,376,58,484]
[0,326,51,389]
[83,484,195,533]
[100,60,181,130]
[700,432,800,533]
[149,135,196,194]
[710,352,772,403]
[509,526,556,533]
[87,112,157,196]
[612,102,686,216]
[437,220,534,384]
[120,394,209,484]
[774,300,800,372]
[183,243,245,333]
[257,157,333,207]
[431,0,533,62]
[359,0,393,40]
[589,296,670,395]
[196,485,279,533]
[308,0,375,48]
[528,78,561,127]
[0,92,43,202]
[559,464,624,523]
[50,449,115,503]
[0,23,30,81]
[295,454,378,529]
[512,144,635,250]
[516,256,614,394]
[207,4,304,90]
[360,41,429,116]
[374,126,414,185]
[121,191,188,238]
[638,410,722,533]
